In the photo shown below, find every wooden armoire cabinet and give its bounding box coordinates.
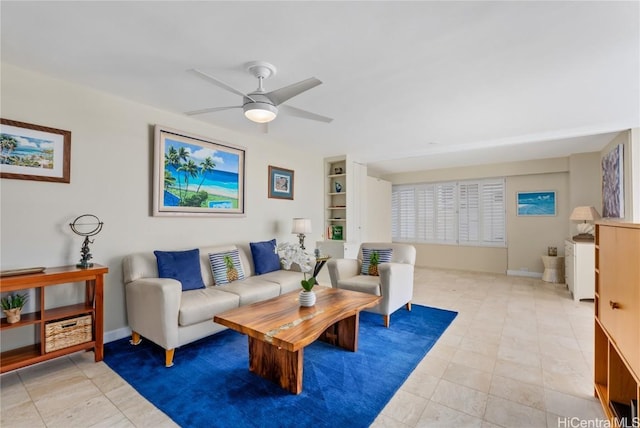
[594,221,640,425]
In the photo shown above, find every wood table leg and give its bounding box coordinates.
[248,337,303,394]
[319,313,359,352]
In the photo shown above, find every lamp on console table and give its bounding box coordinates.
[569,206,601,242]
[292,218,312,250]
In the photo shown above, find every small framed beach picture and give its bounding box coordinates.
[268,165,294,200]
[153,125,245,216]
[517,191,556,216]
[0,119,71,183]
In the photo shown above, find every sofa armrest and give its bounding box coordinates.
[327,258,361,288]
[125,278,182,350]
[378,263,415,313]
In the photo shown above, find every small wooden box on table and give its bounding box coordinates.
[215,286,380,394]
[0,264,108,373]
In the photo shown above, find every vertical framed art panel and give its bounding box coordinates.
[0,119,71,183]
[516,191,556,216]
[268,165,294,200]
[153,125,245,216]
[602,144,624,218]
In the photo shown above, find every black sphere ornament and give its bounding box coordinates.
[69,214,103,268]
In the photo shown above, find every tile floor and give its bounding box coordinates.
[1,267,604,427]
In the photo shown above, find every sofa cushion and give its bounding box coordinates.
[179,287,240,326]
[154,249,205,291]
[209,249,245,285]
[250,239,280,275]
[338,275,381,295]
[215,277,281,306]
[257,269,303,294]
[361,248,393,275]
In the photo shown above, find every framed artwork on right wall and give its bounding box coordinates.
[602,144,624,218]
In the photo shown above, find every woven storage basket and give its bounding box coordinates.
[45,315,92,353]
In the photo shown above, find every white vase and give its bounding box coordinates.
[299,290,316,307]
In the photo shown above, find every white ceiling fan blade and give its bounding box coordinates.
[266,77,322,106]
[185,106,241,116]
[189,69,255,102]
[280,104,333,123]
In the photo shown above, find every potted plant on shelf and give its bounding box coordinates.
[2,292,29,324]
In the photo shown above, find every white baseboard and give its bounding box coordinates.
[105,326,131,344]
[507,270,542,278]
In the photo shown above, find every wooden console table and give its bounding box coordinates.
[0,264,108,373]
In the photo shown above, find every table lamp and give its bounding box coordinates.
[292,218,312,250]
[570,206,601,241]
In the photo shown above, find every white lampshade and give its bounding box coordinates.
[291,218,312,234]
[570,206,601,240]
[243,103,277,123]
[569,206,601,222]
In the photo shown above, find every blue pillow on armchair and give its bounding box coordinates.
[250,239,281,275]
[154,248,205,291]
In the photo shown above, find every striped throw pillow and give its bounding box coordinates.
[209,249,245,285]
[361,248,393,276]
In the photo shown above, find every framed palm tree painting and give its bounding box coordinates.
[153,126,245,216]
[1,118,71,183]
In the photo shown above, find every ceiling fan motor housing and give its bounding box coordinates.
[243,93,278,123]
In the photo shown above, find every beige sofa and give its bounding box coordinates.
[122,244,302,367]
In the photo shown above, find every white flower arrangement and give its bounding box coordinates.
[277,242,314,273]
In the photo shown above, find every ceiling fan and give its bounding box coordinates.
[186,61,333,130]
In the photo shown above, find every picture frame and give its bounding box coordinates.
[153,125,245,217]
[0,118,71,183]
[602,144,624,218]
[268,165,294,200]
[516,191,556,216]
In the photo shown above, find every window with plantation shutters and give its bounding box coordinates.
[458,182,479,243]
[435,183,457,243]
[392,178,505,247]
[391,187,415,240]
[481,180,506,244]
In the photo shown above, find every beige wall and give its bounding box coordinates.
[506,172,570,274]
[413,244,507,273]
[0,63,325,340]
[568,152,602,237]
[385,156,601,275]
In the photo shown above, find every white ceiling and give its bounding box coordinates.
[1,1,638,175]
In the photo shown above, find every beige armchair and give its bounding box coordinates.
[327,242,416,327]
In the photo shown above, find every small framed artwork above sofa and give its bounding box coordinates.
[268,165,294,200]
[153,125,246,217]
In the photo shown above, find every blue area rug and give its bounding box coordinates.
[104,305,457,428]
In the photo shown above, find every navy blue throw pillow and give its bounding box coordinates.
[250,239,280,275]
[154,249,205,291]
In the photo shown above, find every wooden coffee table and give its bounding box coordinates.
[214,286,381,394]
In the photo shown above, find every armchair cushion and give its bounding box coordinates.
[250,239,280,275]
[336,275,381,295]
[209,249,245,285]
[361,248,393,275]
[154,249,205,291]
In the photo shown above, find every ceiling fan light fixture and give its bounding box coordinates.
[243,102,277,123]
